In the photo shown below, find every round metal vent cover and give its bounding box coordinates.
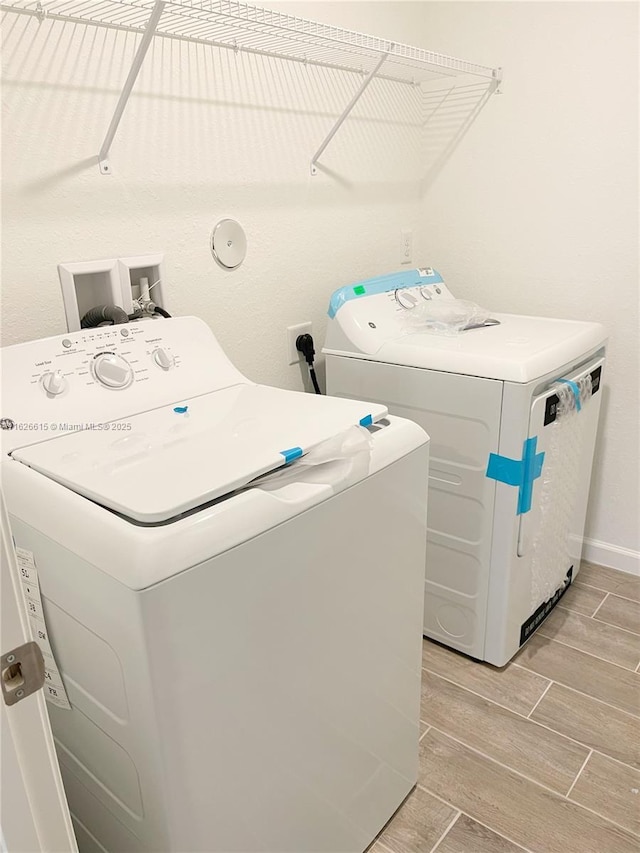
[210,219,247,269]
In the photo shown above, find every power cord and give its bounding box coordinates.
[296,333,322,395]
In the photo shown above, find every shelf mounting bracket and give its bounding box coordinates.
[98,0,165,175]
[310,50,390,176]
[492,67,503,95]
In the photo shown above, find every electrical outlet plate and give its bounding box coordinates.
[401,229,413,265]
[287,322,312,365]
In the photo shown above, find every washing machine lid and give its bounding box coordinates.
[334,313,607,382]
[11,384,387,524]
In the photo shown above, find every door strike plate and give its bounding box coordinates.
[1,641,45,706]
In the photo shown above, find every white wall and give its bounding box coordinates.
[1,2,638,567]
[1,2,427,390]
[404,1,639,568]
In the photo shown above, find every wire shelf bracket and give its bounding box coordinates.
[310,51,389,176]
[98,0,165,175]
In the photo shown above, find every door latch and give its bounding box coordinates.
[1,641,45,706]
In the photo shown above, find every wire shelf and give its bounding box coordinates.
[2,0,501,174]
[2,0,499,84]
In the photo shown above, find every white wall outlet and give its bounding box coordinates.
[287,322,312,365]
[401,229,413,265]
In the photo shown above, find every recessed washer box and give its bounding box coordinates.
[58,253,166,331]
[118,253,165,311]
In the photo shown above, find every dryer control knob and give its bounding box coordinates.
[92,353,133,389]
[152,348,175,370]
[42,370,67,396]
[395,288,419,309]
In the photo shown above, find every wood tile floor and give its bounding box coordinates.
[370,561,640,853]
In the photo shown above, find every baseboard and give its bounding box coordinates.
[582,538,640,577]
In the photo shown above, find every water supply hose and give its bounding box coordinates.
[80,305,129,328]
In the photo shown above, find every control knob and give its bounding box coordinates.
[152,347,175,370]
[395,288,419,309]
[91,353,134,389]
[42,370,67,396]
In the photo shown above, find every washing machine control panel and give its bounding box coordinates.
[0,317,247,452]
[25,323,183,397]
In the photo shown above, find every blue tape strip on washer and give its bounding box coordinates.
[359,414,373,427]
[327,268,443,318]
[486,437,545,515]
[280,447,303,465]
[557,378,582,412]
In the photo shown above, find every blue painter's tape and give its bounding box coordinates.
[327,268,443,318]
[557,378,581,412]
[518,436,545,514]
[486,454,522,487]
[280,447,303,465]
[486,437,545,515]
[359,414,373,427]
[173,406,188,414]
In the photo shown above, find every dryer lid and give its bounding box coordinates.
[11,384,387,523]
[329,313,607,382]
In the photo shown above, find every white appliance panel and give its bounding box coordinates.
[3,316,431,852]
[518,357,605,561]
[324,271,607,383]
[9,443,428,853]
[326,355,502,659]
[483,357,605,665]
[3,417,424,590]
[373,314,605,382]
[12,384,387,523]
[324,268,608,665]
[0,317,245,454]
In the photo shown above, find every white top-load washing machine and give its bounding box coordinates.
[324,268,607,666]
[0,316,429,853]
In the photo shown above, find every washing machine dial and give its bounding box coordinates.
[420,286,433,301]
[395,288,419,309]
[152,347,175,370]
[42,370,67,396]
[91,352,134,389]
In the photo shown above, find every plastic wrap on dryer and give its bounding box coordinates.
[529,375,594,612]
[400,298,495,335]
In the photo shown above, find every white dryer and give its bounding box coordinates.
[0,316,429,853]
[324,268,607,666]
